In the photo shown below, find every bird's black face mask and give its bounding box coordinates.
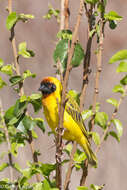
[38,81,56,95]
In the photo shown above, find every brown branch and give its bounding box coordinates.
[8,0,41,182]
[27,131,41,182]
[90,19,104,132]
[64,0,69,29]
[60,0,65,30]
[80,159,88,186]
[79,3,95,186]
[80,3,95,111]
[64,142,77,190]
[0,99,14,181]
[61,0,84,189]
[96,85,127,153]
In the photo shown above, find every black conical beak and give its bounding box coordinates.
[38,83,51,94]
[38,84,44,92]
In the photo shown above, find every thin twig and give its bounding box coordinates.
[80,3,95,111]
[64,142,77,190]
[60,0,65,30]
[8,0,41,182]
[80,159,88,186]
[0,99,14,181]
[55,0,66,188]
[96,85,127,153]
[90,19,104,132]
[79,3,95,186]
[64,0,69,29]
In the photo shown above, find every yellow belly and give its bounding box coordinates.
[43,98,84,143]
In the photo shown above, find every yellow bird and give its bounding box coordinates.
[39,76,97,166]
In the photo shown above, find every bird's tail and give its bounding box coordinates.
[79,136,97,167]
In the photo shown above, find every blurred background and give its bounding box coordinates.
[0,0,127,189]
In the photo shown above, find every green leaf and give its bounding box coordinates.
[4,105,15,124]
[109,50,127,64]
[109,20,117,30]
[20,95,27,102]
[53,39,84,71]
[57,30,72,40]
[40,163,56,177]
[77,187,89,190]
[112,119,123,138]
[8,117,19,125]
[63,143,72,156]
[34,118,45,133]
[85,0,98,4]
[82,109,93,120]
[9,75,23,86]
[71,43,84,67]
[109,131,120,142]
[53,39,68,70]
[120,75,127,85]
[42,179,51,190]
[0,163,9,172]
[23,70,36,79]
[43,4,60,22]
[90,184,105,190]
[13,163,22,173]
[13,99,27,118]
[17,116,36,133]
[112,84,124,94]
[33,182,43,190]
[6,12,18,30]
[95,112,108,129]
[106,98,118,107]
[74,149,86,163]
[68,90,80,105]
[22,167,32,178]
[29,93,42,100]
[91,132,100,145]
[19,13,35,20]
[104,11,122,21]
[31,130,38,139]
[116,62,127,72]
[18,42,35,58]
[11,142,20,157]
[0,131,6,144]
[0,77,7,89]
[0,59,4,67]
[4,102,26,128]
[1,65,13,76]
[30,97,42,113]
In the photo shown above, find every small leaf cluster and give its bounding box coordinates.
[43,4,60,23]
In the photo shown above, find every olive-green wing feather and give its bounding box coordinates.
[65,93,89,139]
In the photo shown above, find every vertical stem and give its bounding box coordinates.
[64,142,77,190]
[80,160,88,186]
[62,0,84,189]
[8,0,41,182]
[28,131,41,182]
[0,99,13,181]
[64,0,69,29]
[79,4,95,186]
[80,3,95,111]
[60,0,65,30]
[90,8,105,132]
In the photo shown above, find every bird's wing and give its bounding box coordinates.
[65,93,89,139]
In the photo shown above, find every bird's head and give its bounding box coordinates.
[38,77,62,98]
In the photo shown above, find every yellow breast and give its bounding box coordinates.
[42,93,59,132]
